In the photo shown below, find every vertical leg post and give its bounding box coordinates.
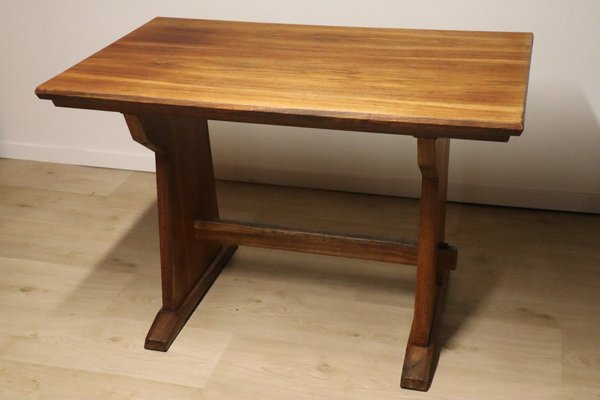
[124,113,237,351]
[401,137,450,390]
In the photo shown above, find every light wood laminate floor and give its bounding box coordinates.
[0,158,598,399]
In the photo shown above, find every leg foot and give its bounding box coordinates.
[401,268,449,390]
[145,245,238,351]
[401,342,434,390]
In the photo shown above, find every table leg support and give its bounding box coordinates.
[124,113,237,351]
[401,138,451,391]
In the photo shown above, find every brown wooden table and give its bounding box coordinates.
[36,17,533,391]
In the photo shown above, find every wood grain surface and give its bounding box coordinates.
[35,17,533,141]
[124,113,236,351]
[194,219,457,269]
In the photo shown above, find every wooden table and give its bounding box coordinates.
[36,17,533,391]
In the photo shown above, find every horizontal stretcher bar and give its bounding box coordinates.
[194,219,457,269]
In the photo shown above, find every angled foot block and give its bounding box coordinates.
[145,245,238,351]
[401,342,434,390]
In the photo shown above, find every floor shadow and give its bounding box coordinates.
[53,182,504,390]
[436,206,503,349]
[429,204,503,386]
[54,201,163,324]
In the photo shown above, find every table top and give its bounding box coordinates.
[36,17,533,141]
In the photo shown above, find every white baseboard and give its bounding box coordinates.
[447,183,599,214]
[0,141,155,172]
[1,142,598,214]
[216,162,600,214]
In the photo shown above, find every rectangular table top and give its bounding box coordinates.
[36,17,533,141]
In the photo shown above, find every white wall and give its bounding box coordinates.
[1,0,598,213]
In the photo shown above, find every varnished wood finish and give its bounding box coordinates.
[124,113,233,350]
[145,245,238,351]
[195,219,457,270]
[34,17,534,392]
[401,138,451,390]
[36,18,533,141]
[401,334,435,390]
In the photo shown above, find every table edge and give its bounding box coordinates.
[36,91,520,142]
[35,18,533,143]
